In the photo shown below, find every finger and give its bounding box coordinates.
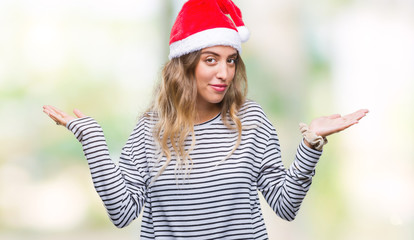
[43,105,61,118]
[331,119,359,134]
[43,105,57,119]
[43,105,67,126]
[43,105,55,114]
[344,109,369,121]
[340,110,368,129]
[46,109,65,124]
[356,109,369,119]
[47,105,69,118]
[73,109,87,118]
[45,112,62,124]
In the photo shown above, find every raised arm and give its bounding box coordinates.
[258,108,368,221]
[42,105,147,227]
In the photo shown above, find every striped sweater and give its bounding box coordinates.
[67,100,322,239]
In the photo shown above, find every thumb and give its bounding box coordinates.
[73,109,87,118]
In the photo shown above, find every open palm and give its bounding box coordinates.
[309,109,369,137]
[43,105,87,126]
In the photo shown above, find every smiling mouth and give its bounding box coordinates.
[210,84,228,92]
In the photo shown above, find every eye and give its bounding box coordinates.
[205,57,216,64]
[227,58,237,64]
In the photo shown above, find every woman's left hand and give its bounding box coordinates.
[309,109,369,137]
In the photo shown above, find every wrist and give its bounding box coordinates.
[299,123,328,151]
[303,139,313,149]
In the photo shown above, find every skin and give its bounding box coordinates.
[194,46,238,124]
[43,45,369,148]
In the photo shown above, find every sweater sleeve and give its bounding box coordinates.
[66,117,148,228]
[257,128,322,221]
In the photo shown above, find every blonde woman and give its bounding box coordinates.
[43,0,368,239]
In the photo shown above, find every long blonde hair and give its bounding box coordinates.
[148,49,247,181]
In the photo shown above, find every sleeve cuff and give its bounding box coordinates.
[300,139,323,156]
[290,139,323,174]
[66,117,92,130]
[65,117,101,142]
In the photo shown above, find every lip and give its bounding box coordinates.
[210,84,228,92]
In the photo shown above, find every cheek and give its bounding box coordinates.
[195,74,206,88]
[195,65,210,84]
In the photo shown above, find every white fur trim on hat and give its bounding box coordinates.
[169,28,242,59]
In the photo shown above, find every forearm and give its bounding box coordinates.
[261,140,322,221]
[67,117,143,227]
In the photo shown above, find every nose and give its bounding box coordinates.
[216,62,229,81]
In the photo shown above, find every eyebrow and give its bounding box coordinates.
[200,51,238,58]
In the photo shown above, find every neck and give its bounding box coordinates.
[195,102,221,124]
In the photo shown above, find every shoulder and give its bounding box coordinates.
[141,111,158,123]
[238,99,277,133]
[129,111,158,136]
[238,99,268,120]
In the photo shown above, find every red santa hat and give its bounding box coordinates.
[168,0,250,59]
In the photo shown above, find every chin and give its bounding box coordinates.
[210,97,225,104]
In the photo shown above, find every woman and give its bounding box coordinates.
[43,0,368,239]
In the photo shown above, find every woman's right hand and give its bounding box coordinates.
[43,105,87,127]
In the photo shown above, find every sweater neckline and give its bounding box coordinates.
[194,112,221,128]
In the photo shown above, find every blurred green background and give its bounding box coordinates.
[1,0,414,239]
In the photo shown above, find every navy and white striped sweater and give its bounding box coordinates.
[67,100,322,239]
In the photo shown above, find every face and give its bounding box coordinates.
[194,45,238,110]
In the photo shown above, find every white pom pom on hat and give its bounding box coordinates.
[236,26,250,43]
[169,0,250,59]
